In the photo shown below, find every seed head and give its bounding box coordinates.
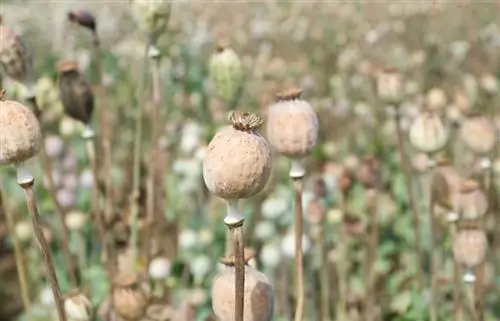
[209,44,243,102]
[56,60,94,125]
[452,227,488,269]
[203,112,271,199]
[266,88,319,158]
[459,116,496,155]
[408,110,448,153]
[112,273,149,321]
[0,91,42,166]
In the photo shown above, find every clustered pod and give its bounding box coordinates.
[0,17,36,97]
[209,44,243,103]
[0,91,42,167]
[203,111,272,202]
[212,250,274,321]
[452,226,488,283]
[57,60,94,133]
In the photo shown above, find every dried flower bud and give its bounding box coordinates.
[452,228,488,269]
[451,179,488,220]
[130,0,171,41]
[0,91,42,166]
[203,112,271,199]
[209,45,243,102]
[113,273,149,321]
[459,116,496,155]
[64,290,93,321]
[408,110,448,153]
[266,88,319,158]
[426,88,447,112]
[0,23,36,96]
[212,262,274,321]
[376,68,403,103]
[57,61,94,126]
[68,10,96,31]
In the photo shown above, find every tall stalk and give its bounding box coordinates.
[291,160,305,321]
[394,109,424,289]
[27,97,78,287]
[16,164,66,321]
[451,221,462,321]
[364,189,379,321]
[427,160,438,321]
[336,190,348,321]
[0,187,31,316]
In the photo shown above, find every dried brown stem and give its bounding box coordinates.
[336,191,348,321]
[27,97,78,288]
[293,178,305,321]
[452,222,462,321]
[428,165,438,321]
[226,220,245,321]
[395,110,424,289]
[19,178,66,321]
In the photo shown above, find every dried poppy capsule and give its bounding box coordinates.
[376,68,403,103]
[212,250,274,321]
[130,0,171,42]
[56,61,94,135]
[452,227,488,282]
[209,44,243,103]
[408,110,448,154]
[64,289,93,321]
[0,90,42,167]
[68,10,96,31]
[459,116,496,155]
[112,273,150,321]
[431,160,461,216]
[450,179,487,221]
[0,20,36,97]
[266,88,319,176]
[203,111,271,200]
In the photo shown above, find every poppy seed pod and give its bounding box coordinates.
[0,91,42,166]
[57,61,94,135]
[212,252,274,321]
[266,88,319,162]
[409,110,448,154]
[451,179,488,221]
[209,45,243,102]
[452,228,488,269]
[112,273,150,321]
[459,116,496,155]
[431,160,462,217]
[68,10,96,31]
[130,0,171,42]
[0,21,35,97]
[203,111,272,200]
[64,290,93,321]
[426,88,447,113]
[376,68,403,103]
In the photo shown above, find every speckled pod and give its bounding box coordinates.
[459,116,496,155]
[57,61,94,125]
[212,264,274,321]
[130,0,171,42]
[452,228,487,269]
[0,22,35,92]
[266,88,319,158]
[0,92,42,166]
[112,273,149,321]
[450,180,487,221]
[209,45,243,102]
[203,112,271,199]
[408,110,448,153]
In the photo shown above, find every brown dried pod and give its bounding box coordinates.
[112,273,150,321]
[57,60,94,126]
[459,116,496,155]
[0,91,42,166]
[203,112,272,199]
[212,258,274,321]
[266,88,319,158]
[0,21,35,96]
[431,162,461,211]
[68,10,96,31]
[452,228,488,269]
[450,179,488,220]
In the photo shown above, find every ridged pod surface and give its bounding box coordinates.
[452,228,487,268]
[57,61,94,124]
[0,92,42,166]
[203,112,271,199]
[408,110,448,153]
[266,88,318,158]
[209,46,243,102]
[130,0,171,41]
[212,264,274,321]
[0,22,34,87]
[459,116,496,154]
[112,273,149,321]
